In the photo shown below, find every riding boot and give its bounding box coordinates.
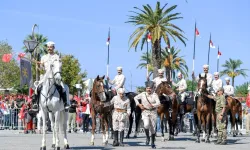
[113,131,119,146]
[119,130,124,146]
[55,84,70,109]
[145,129,150,145]
[151,134,156,149]
[31,86,42,112]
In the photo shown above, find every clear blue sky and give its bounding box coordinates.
[1,0,249,91]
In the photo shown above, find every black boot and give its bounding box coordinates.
[56,85,70,109]
[193,96,197,113]
[31,86,42,112]
[151,134,156,149]
[145,129,150,145]
[113,131,119,146]
[119,131,124,146]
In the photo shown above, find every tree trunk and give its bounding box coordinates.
[232,77,235,87]
[152,39,161,79]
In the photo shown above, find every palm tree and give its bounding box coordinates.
[220,58,248,86]
[126,1,187,78]
[137,46,188,81]
[163,46,188,81]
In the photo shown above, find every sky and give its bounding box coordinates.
[0,0,250,92]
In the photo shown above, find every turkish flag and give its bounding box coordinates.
[2,53,12,62]
[17,53,25,60]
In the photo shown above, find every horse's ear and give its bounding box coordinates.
[199,74,201,79]
[97,75,100,80]
[102,75,105,79]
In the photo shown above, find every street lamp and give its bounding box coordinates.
[75,83,82,98]
[23,24,39,55]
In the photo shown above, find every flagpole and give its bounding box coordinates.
[207,33,211,65]
[107,28,110,77]
[217,45,219,72]
[192,21,197,96]
[146,37,149,78]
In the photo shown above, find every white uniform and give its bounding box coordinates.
[195,73,213,88]
[111,95,131,131]
[134,92,160,134]
[109,74,126,91]
[41,54,60,71]
[212,79,223,93]
[172,78,187,103]
[223,85,235,96]
[152,77,167,89]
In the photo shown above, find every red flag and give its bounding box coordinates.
[17,53,25,60]
[210,40,215,48]
[147,32,152,42]
[106,28,110,46]
[2,53,12,62]
[195,28,200,36]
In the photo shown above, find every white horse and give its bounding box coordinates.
[38,59,70,150]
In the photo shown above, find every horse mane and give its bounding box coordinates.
[91,78,99,102]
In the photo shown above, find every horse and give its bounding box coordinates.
[90,75,114,146]
[175,92,194,135]
[39,59,70,150]
[226,96,242,136]
[125,92,142,138]
[194,74,213,143]
[155,81,178,141]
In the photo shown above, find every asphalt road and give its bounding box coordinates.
[0,130,249,150]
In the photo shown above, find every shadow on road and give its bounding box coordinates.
[70,146,115,150]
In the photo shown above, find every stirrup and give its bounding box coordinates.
[31,104,39,112]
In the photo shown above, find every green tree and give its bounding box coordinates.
[137,50,154,77]
[0,41,20,89]
[162,46,188,81]
[235,82,249,97]
[186,80,197,92]
[220,58,248,87]
[61,55,87,93]
[136,86,146,93]
[127,1,187,78]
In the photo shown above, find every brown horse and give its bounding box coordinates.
[194,74,213,143]
[90,75,114,146]
[227,96,242,136]
[155,81,178,141]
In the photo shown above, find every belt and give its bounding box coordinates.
[144,108,156,111]
[115,108,126,113]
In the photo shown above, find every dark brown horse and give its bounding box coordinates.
[227,96,242,136]
[90,75,114,146]
[155,81,178,141]
[194,74,213,143]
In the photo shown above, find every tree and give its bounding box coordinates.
[61,55,87,94]
[137,50,154,77]
[136,86,146,93]
[127,1,187,78]
[235,82,249,97]
[0,41,20,89]
[220,58,248,86]
[162,46,188,81]
[186,80,197,92]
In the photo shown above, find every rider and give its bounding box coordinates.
[150,69,167,89]
[223,77,235,98]
[31,41,69,111]
[171,72,187,114]
[192,64,213,111]
[107,66,126,95]
[134,81,160,149]
[211,72,223,96]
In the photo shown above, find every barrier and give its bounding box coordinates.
[0,108,25,130]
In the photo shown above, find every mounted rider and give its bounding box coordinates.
[223,77,235,98]
[192,64,213,111]
[31,41,69,111]
[171,72,187,114]
[211,72,223,96]
[107,66,126,95]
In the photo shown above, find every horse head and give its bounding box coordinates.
[48,59,62,85]
[93,75,106,101]
[156,81,173,96]
[197,73,208,95]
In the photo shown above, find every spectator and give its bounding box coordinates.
[68,94,78,133]
[81,96,91,132]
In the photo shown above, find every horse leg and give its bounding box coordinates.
[54,111,60,149]
[90,112,96,146]
[134,110,141,138]
[195,113,201,143]
[205,114,211,143]
[160,113,165,141]
[201,116,206,142]
[231,112,236,137]
[126,112,133,138]
[40,110,47,150]
[49,113,56,148]
[171,112,177,140]
[104,115,109,145]
[62,111,70,149]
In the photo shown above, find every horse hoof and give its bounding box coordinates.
[52,144,55,148]
[40,146,46,150]
[161,137,165,142]
[233,134,236,137]
[174,133,178,136]
[125,135,129,139]
[240,133,243,136]
[90,142,94,146]
[55,147,60,150]
[195,140,200,143]
[134,135,137,138]
[205,140,210,143]
[64,144,70,149]
[201,139,205,142]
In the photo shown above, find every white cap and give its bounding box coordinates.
[214,72,219,75]
[158,69,164,73]
[46,41,55,46]
[225,77,230,81]
[117,66,122,71]
[203,64,209,69]
[177,72,182,76]
[117,88,125,94]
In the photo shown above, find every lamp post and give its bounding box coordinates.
[23,24,39,80]
[23,24,39,96]
[75,82,82,98]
